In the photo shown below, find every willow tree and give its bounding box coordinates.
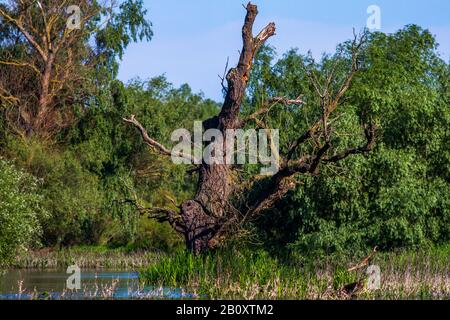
[0,0,152,137]
[124,3,376,253]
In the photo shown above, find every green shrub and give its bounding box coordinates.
[4,138,107,246]
[141,248,282,289]
[125,218,183,252]
[0,159,47,266]
[251,26,449,256]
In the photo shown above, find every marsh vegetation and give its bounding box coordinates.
[0,1,448,300]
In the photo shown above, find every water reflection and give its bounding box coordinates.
[0,269,193,300]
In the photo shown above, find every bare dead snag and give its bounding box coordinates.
[124,4,376,254]
[182,3,277,253]
[125,3,276,253]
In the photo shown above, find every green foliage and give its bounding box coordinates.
[0,0,153,135]
[128,218,183,252]
[141,248,281,289]
[140,246,449,299]
[94,0,153,78]
[251,25,450,256]
[1,75,216,250]
[0,159,47,266]
[3,137,106,246]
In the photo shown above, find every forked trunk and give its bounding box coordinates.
[123,3,375,254]
[175,4,275,253]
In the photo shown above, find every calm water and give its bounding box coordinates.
[0,269,193,300]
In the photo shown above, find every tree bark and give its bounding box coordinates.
[174,3,276,253]
[34,53,55,133]
[124,4,375,254]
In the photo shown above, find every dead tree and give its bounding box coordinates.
[124,3,376,254]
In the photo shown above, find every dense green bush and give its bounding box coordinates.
[0,159,47,266]
[251,26,449,256]
[0,12,448,259]
[1,77,216,250]
[3,137,107,246]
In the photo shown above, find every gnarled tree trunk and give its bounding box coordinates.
[126,4,276,254]
[182,5,277,253]
[124,3,375,254]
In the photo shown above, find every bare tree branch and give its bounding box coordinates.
[286,31,368,161]
[121,199,185,233]
[123,114,199,163]
[324,123,376,163]
[217,3,276,130]
[239,96,304,127]
[0,6,47,61]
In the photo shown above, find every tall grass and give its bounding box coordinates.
[140,246,450,300]
[142,250,283,288]
[12,246,164,269]
[9,244,449,299]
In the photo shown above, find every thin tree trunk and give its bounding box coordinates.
[34,53,55,133]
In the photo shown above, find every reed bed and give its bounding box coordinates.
[140,246,450,300]
[7,245,449,299]
[12,247,164,269]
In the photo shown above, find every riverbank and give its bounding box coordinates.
[141,246,449,300]
[11,246,164,269]
[5,245,450,300]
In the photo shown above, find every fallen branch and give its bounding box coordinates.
[347,246,378,272]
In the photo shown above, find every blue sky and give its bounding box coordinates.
[118,0,450,101]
